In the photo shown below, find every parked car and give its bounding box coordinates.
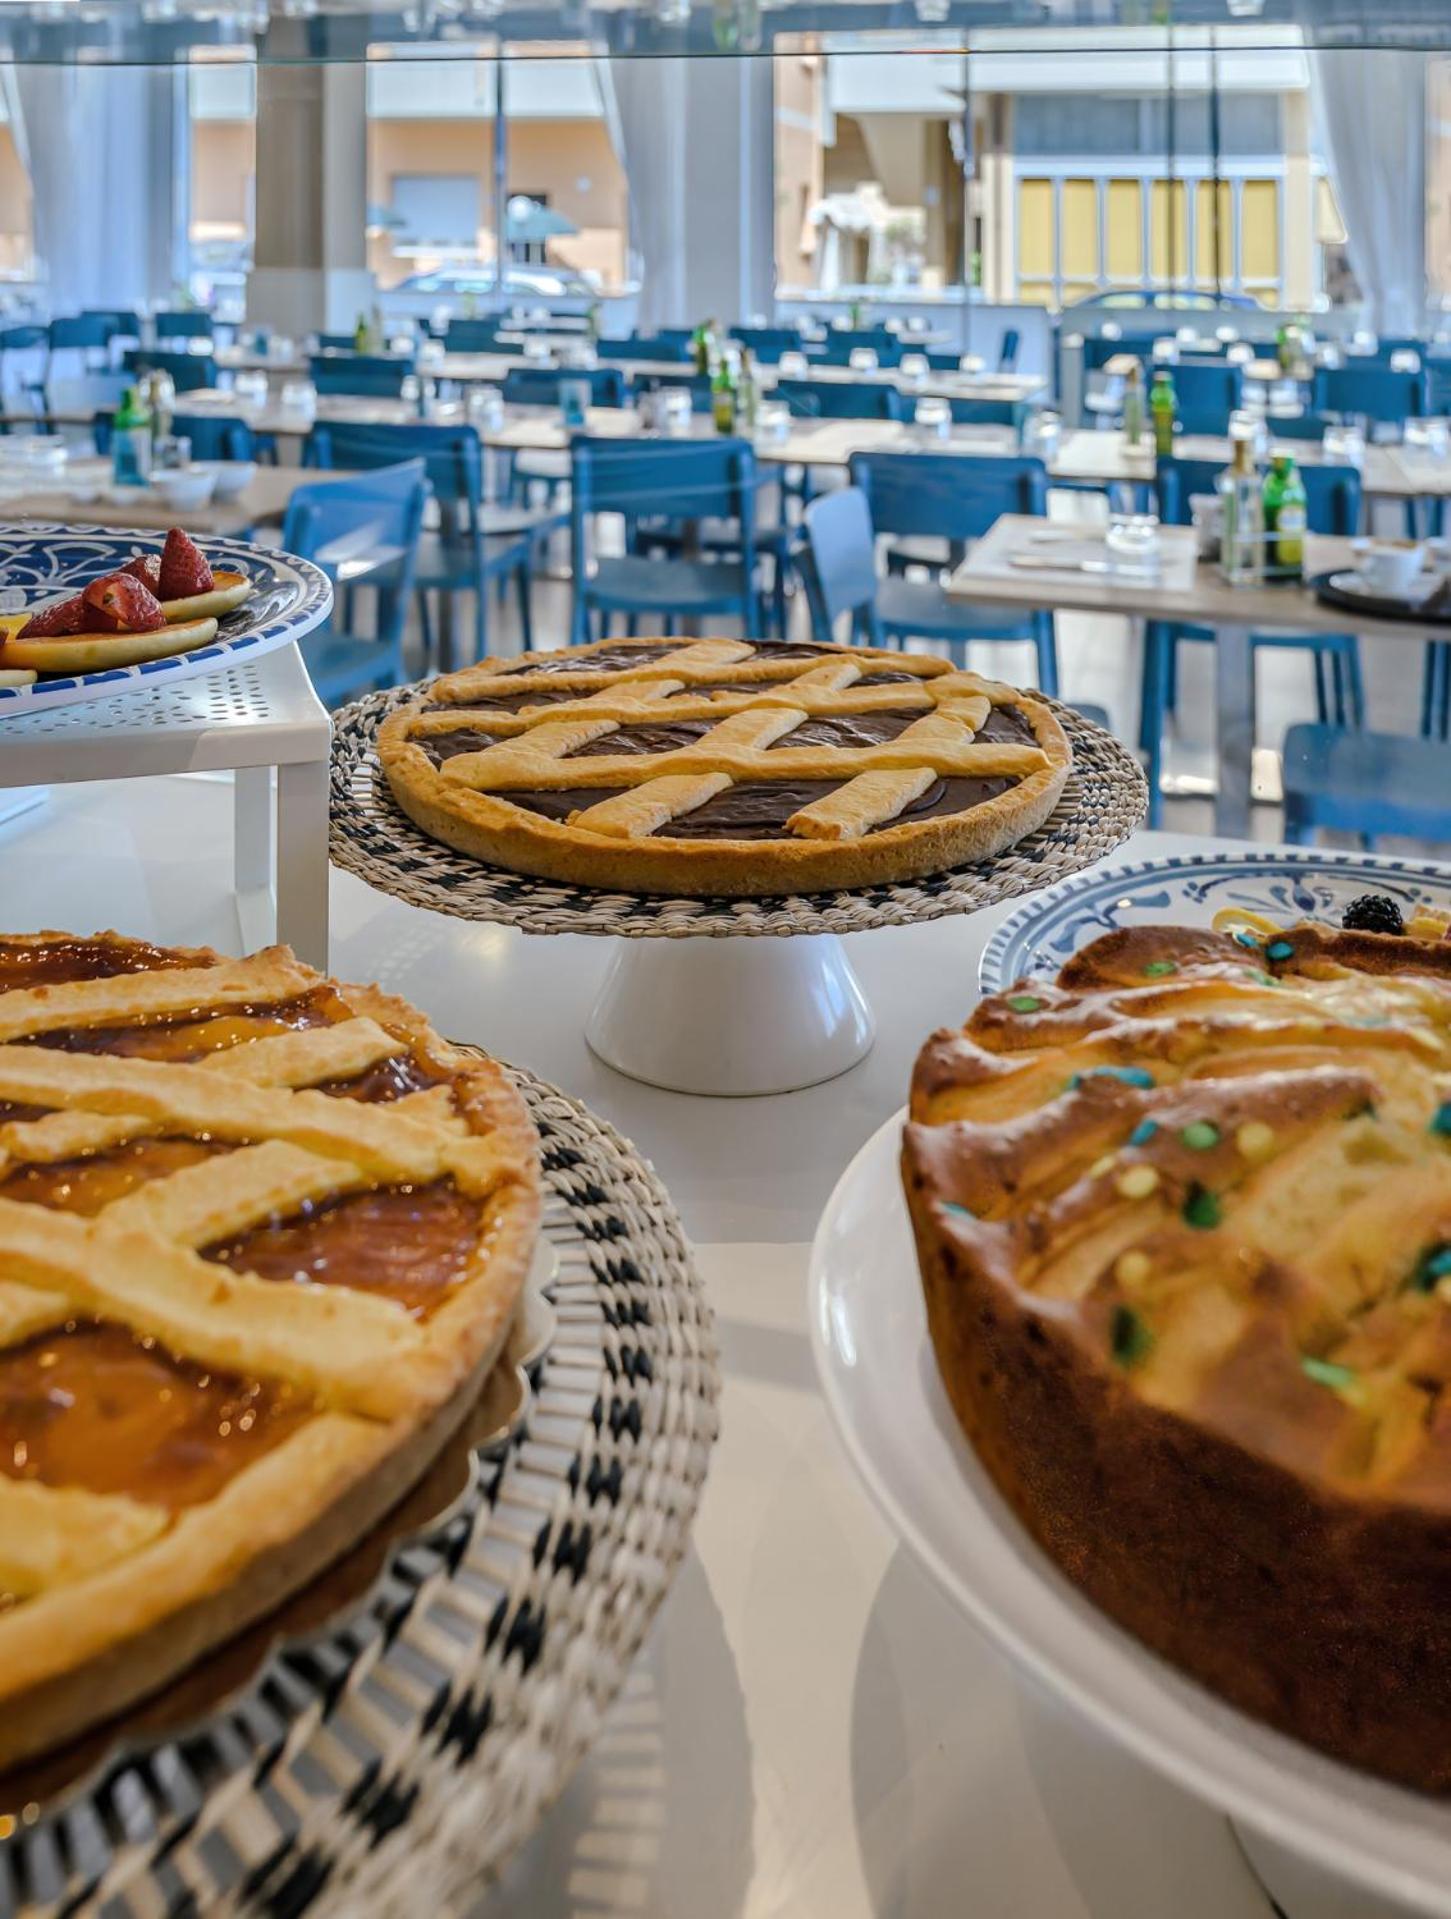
[390,265,597,303]
[1064,287,1262,312]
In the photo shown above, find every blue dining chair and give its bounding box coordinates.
[0,324,48,421]
[315,331,367,353]
[281,461,428,706]
[568,434,764,645]
[1312,365,1427,428]
[1145,456,1364,828]
[598,335,692,364]
[84,308,141,347]
[842,452,1058,691]
[944,395,1021,428]
[154,311,214,342]
[998,327,1022,372]
[307,420,547,661]
[444,318,509,353]
[309,353,413,399]
[124,348,219,393]
[48,314,114,366]
[1281,723,1451,849]
[773,378,905,422]
[729,326,802,365]
[502,366,629,409]
[1261,410,1339,441]
[171,412,260,462]
[1162,361,1243,435]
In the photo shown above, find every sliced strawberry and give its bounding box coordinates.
[121,552,161,589]
[157,527,213,602]
[81,573,167,634]
[16,591,88,639]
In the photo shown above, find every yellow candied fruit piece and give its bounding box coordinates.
[1115,1250,1151,1287]
[1090,1153,1116,1179]
[1211,907,1283,940]
[1235,1120,1277,1161]
[1117,1164,1160,1201]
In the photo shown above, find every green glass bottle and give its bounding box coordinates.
[691,322,709,377]
[711,353,737,434]
[110,385,152,487]
[1149,367,1177,458]
[1262,453,1307,581]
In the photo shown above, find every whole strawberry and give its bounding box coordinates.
[17,592,88,639]
[158,527,214,602]
[121,552,162,590]
[82,572,167,633]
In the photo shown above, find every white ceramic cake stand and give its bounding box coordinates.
[328,685,1146,1097]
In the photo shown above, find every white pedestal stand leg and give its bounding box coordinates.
[1232,1822,1417,1919]
[585,933,875,1096]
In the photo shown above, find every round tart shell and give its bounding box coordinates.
[0,931,540,1770]
[378,639,1073,898]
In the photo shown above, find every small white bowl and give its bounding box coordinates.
[197,460,256,501]
[154,466,218,512]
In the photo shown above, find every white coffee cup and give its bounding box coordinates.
[1360,540,1426,599]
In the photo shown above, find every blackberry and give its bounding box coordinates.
[1341,894,1405,936]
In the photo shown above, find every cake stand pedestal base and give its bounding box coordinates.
[1233,1821,1422,1919]
[585,931,875,1096]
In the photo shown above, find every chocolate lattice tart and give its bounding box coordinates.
[0,932,539,1769]
[903,920,1451,1792]
[378,639,1072,896]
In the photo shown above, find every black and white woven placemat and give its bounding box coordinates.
[0,1069,717,1919]
[329,681,1148,939]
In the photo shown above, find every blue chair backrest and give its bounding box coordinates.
[0,324,47,353]
[502,366,628,408]
[925,351,965,371]
[124,348,218,392]
[945,395,1020,428]
[155,311,214,341]
[570,433,758,532]
[1313,364,1427,426]
[633,372,714,414]
[171,412,258,462]
[799,486,880,637]
[847,450,1048,543]
[49,315,112,352]
[598,335,691,364]
[1081,334,1160,374]
[999,327,1021,371]
[1157,456,1361,534]
[652,328,695,346]
[444,318,508,353]
[808,334,905,369]
[774,378,905,422]
[1263,410,1336,442]
[1164,360,1243,434]
[282,460,428,644]
[84,308,141,342]
[309,353,412,398]
[306,418,482,516]
[315,331,364,353]
[729,326,801,365]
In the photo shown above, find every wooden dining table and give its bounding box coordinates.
[944,515,1444,835]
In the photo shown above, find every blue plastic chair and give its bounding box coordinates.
[307,420,546,661]
[442,319,509,353]
[843,452,1058,691]
[49,314,113,357]
[774,378,905,422]
[315,331,368,353]
[729,326,801,365]
[502,366,629,409]
[84,309,141,344]
[1144,456,1364,827]
[944,395,1021,428]
[0,324,48,422]
[155,311,214,342]
[282,461,428,706]
[598,335,692,364]
[1162,361,1243,435]
[1261,410,1338,441]
[171,412,260,462]
[124,348,218,393]
[309,353,413,399]
[999,327,1022,372]
[568,435,764,645]
[1313,365,1427,427]
[1282,723,1451,849]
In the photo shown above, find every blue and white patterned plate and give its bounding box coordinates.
[0,524,332,718]
[980,847,1451,993]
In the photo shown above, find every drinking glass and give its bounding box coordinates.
[848,347,879,372]
[467,385,506,432]
[958,353,985,374]
[1226,342,1254,366]
[913,397,951,442]
[1020,408,1061,461]
[1105,512,1162,576]
[1322,423,1366,468]
[899,353,929,389]
[754,399,791,446]
[661,388,694,436]
[400,374,422,408]
[280,380,316,418]
[778,351,809,380]
[1391,348,1424,375]
[523,336,552,364]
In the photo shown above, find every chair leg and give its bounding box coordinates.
[1312,650,1330,726]
[1329,651,1347,730]
[416,590,434,670]
[1344,642,1366,729]
[1033,614,1059,698]
[625,613,639,638]
[1140,622,1166,831]
[515,562,534,653]
[474,576,487,663]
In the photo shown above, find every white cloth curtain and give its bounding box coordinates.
[1309,48,1427,336]
[594,56,688,332]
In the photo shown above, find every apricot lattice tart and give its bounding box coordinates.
[903,919,1451,1791]
[378,638,1072,896]
[0,932,539,1769]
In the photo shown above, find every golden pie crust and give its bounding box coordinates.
[0,930,540,1769]
[904,920,1451,1792]
[379,638,1072,897]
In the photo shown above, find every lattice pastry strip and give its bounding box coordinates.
[0,1478,169,1597]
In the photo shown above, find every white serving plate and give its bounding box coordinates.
[0,524,331,719]
[811,1113,1451,1919]
[980,846,1451,993]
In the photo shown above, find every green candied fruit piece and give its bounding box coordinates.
[1007,993,1042,1014]
[1142,960,1178,978]
[1129,1118,1159,1147]
[1180,1121,1221,1151]
[1301,1354,1358,1392]
[1110,1304,1154,1369]
[1068,1065,1157,1092]
[1232,930,1261,952]
[1266,939,1295,962]
[941,1201,975,1221]
[1409,1243,1451,1292]
[1182,1183,1222,1230]
[1431,1101,1451,1139]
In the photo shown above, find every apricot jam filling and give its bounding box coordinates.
[0,1321,310,1511]
[203,1181,481,1316]
[0,936,195,990]
[0,1139,222,1216]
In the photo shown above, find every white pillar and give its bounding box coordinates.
[246,58,373,337]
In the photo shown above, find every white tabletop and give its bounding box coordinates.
[0,775,1277,1917]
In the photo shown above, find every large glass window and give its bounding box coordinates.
[187,56,255,311]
